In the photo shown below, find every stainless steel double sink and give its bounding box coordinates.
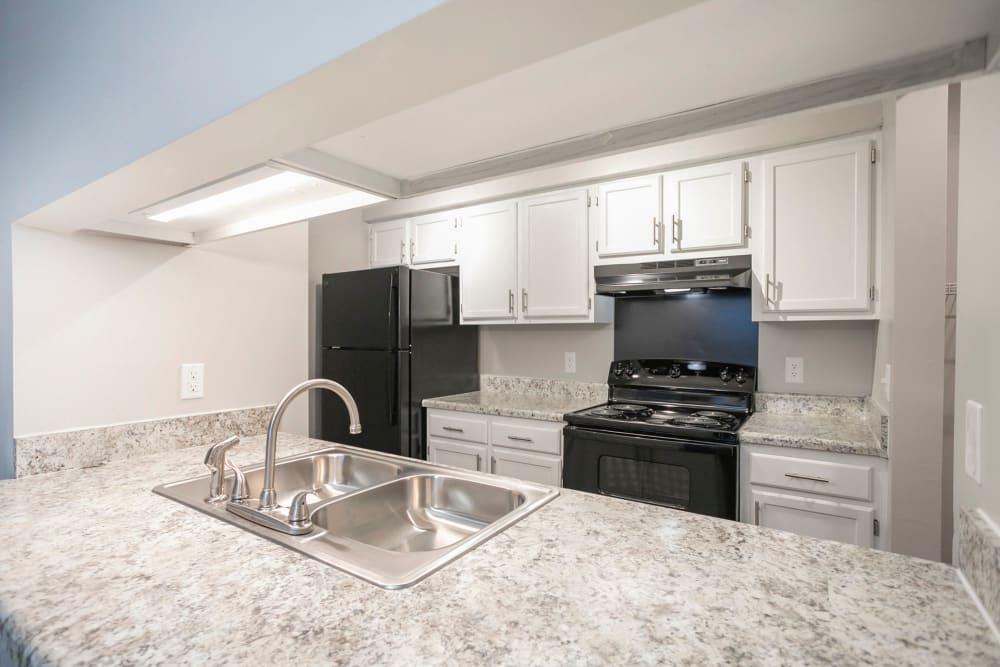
[153,445,559,589]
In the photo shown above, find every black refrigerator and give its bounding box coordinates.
[319,266,478,460]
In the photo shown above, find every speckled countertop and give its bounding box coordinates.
[740,393,887,458]
[423,390,600,422]
[2,434,998,665]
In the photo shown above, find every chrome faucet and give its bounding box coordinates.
[204,435,244,503]
[258,378,362,510]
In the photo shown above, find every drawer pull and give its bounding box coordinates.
[754,500,760,525]
[507,435,534,443]
[441,426,464,433]
[784,472,830,483]
[490,456,497,473]
[476,454,482,471]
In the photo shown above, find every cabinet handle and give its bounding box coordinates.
[442,426,464,433]
[490,456,497,474]
[784,472,830,483]
[409,239,415,263]
[399,240,405,263]
[508,289,514,314]
[507,435,533,443]
[652,217,659,247]
[754,500,760,525]
[765,273,777,306]
[521,288,527,313]
[671,215,682,248]
[476,454,482,471]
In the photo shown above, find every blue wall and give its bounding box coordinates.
[0,0,443,477]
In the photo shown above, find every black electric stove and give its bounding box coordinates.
[562,358,756,520]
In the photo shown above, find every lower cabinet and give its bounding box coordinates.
[426,408,562,486]
[741,444,887,549]
[750,489,874,548]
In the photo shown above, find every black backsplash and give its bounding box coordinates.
[613,291,758,367]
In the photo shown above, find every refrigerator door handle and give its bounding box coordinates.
[386,272,396,350]
[387,354,398,426]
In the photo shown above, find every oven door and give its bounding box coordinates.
[563,426,738,520]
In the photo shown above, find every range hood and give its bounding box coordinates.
[595,255,752,295]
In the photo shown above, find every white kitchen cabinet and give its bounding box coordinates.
[427,436,486,472]
[741,443,887,550]
[750,489,874,548]
[490,447,561,486]
[663,160,746,253]
[595,175,662,258]
[518,188,591,319]
[753,137,875,317]
[457,199,519,322]
[369,220,409,267]
[410,211,458,265]
[425,408,563,486]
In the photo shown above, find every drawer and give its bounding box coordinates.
[490,417,562,455]
[749,452,873,502]
[427,410,487,444]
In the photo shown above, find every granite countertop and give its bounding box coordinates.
[2,435,998,665]
[740,412,886,458]
[423,390,600,422]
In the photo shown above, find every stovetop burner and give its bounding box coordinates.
[587,404,653,420]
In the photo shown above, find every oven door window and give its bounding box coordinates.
[599,456,690,509]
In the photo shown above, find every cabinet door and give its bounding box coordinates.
[427,437,486,472]
[490,447,561,486]
[369,220,409,267]
[751,489,873,547]
[518,188,590,319]
[458,200,518,321]
[758,138,873,312]
[410,212,457,265]
[595,175,661,258]
[663,160,745,253]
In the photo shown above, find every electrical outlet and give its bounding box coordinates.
[180,363,205,399]
[564,351,576,374]
[785,357,804,384]
[965,400,983,484]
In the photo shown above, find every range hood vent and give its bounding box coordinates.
[595,255,752,296]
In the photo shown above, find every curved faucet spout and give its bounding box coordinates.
[258,379,362,510]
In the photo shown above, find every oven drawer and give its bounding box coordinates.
[427,410,488,444]
[749,452,873,502]
[490,417,562,455]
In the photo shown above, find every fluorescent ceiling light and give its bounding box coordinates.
[223,190,386,237]
[663,288,691,293]
[146,171,314,222]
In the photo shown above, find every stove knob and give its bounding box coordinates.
[719,367,732,383]
[612,362,624,377]
[669,364,682,379]
[735,369,747,385]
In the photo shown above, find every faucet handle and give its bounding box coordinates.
[204,435,240,503]
[288,490,319,527]
[227,459,249,502]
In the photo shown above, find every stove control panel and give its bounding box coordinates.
[609,358,757,392]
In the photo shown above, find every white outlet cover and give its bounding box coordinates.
[785,357,804,384]
[564,351,576,374]
[180,363,205,399]
[965,400,982,484]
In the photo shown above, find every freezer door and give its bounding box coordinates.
[321,267,406,349]
[319,349,409,457]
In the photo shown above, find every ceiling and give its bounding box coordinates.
[313,0,1000,181]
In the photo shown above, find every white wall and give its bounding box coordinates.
[0,222,11,477]
[12,223,310,436]
[953,71,1000,526]
[889,85,952,561]
[307,209,370,435]
[757,322,876,396]
[480,325,614,383]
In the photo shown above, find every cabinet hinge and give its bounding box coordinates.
[588,297,592,311]
[743,168,751,183]
[587,194,592,207]
[454,242,458,255]
[453,220,457,229]
[869,285,877,302]
[870,145,877,164]
[595,240,599,253]
[743,223,751,239]
[873,518,880,537]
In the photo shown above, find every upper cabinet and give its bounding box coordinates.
[369,219,409,267]
[663,160,747,253]
[458,200,519,322]
[368,214,458,268]
[752,137,876,319]
[594,175,662,258]
[518,189,591,319]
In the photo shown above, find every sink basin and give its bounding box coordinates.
[310,474,526,553]
[154,445,558,589]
